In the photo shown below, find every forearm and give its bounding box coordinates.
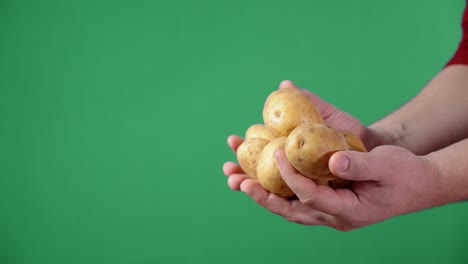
[425,138,468,205]
[367,65,468,154]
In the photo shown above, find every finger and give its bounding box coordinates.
[279,80,299,89]
[227,135,244,153]
[239,179,335,226]
[298,88,364,136]
[277,80,330,114]
[300,89,339,121]
[277,81,345,128]
[228,174,250,191]
[223,161,245,176]
[277,81,342,125]
[275,150,356,216]
[287,199,338,227]
[329,151,379,181]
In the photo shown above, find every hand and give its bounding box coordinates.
[269,146,439,230]
[223,81,440,230]
[225,143,439,230]
[285,80,368,140]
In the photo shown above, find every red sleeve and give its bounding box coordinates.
[446,2,468,66]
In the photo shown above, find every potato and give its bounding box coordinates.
[245,124,278,141]
[341,130,368,152]
[256,137,294,198]
[263,88,323,137]
[285,123,349,180]
[236,138,270,180]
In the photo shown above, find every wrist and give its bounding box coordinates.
[424,151,468,204]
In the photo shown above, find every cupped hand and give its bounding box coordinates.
[224,80,376,191]
[271,146,439,230]
[223,80,414,230]
[225,142,439,230]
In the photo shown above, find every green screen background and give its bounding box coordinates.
[1,0,468,263]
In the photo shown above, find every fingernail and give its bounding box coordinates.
[336,155,350,174]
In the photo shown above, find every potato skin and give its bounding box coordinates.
[236,138,270,180]
[263,88,323,137]
[285,124,349,180]
[341,130,368,152]
[245,124,277,141]
[256,137,294,198]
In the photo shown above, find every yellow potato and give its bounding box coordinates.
[262,88,323,137]
[245,124,278,141]
[256,137,294,198]
[341,130,368,152]
[285,123,349,180]
[236,138,270,180]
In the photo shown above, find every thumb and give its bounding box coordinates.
[329,151,379,181]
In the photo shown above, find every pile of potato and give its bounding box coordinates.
[236,87,367,198]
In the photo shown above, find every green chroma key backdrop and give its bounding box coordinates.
[1,0,468,263]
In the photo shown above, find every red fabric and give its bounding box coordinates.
[446,2,468,66]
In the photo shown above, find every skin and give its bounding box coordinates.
[223,65,468,231]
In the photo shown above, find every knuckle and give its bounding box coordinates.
[301,195,317,208]
[284,214,301,224]
[251,192,267,205]
[333,224,354,232]
[352,157,367,180]
[284,213,312,226]
[329,218,355,232]
[281,201,302,224]
[323,105,339,120]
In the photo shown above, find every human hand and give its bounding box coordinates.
[223,81,440,230]
[270,146,439,230]
[282,80,368,140]
[225,143,439,231]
